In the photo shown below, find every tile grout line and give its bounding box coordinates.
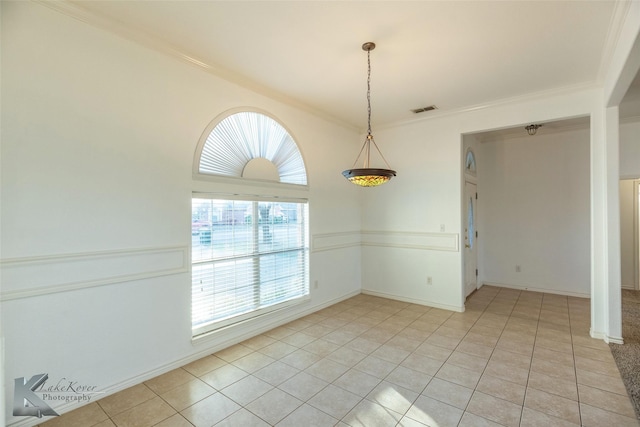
[455,287,506,426]
[41,289,635,427]
[568,295,582,427]
[519,291,543,427]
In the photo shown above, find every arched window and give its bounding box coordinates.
[464,148,476,177]
[192,110,309,338]
[195,110,307,185]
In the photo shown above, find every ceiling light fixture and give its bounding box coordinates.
[342,42,396,187]
[525,124,543,135]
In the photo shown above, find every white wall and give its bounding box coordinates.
[359,88,599,312]
[4,0,639,423]
[0,2,363,424]
[620,120,640,177]
[619,122,640,290]
[360,117,464,311]
[478,128,591,297]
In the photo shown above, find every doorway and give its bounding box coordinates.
[620,178,640,290]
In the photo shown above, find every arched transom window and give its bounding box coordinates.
[197,111,307,185]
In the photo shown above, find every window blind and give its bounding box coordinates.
[192,198,309,336]
[199,112,307,185]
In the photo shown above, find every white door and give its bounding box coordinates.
[464,181,478,297]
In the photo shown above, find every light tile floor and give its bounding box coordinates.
[39,286,640,426]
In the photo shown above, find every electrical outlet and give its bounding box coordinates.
[516,265,521,273]
[440,224,445,232]
[427,276,433,285]
[314,280,319,289]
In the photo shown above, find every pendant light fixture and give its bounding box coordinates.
[342,42,396,187]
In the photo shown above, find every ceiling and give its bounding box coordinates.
[61,1,625,131]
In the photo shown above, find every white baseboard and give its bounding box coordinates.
[606,336,624,345]
[361,289,464,312]
[6,290,360,427]
[483,282,590,299]
[591,328,624,345]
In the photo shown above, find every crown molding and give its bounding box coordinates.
[377,81,599,131]
[596,0,632,85]
[32,1,622,135]
[34,0,359,132]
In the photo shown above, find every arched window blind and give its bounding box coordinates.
[198,111,307,185]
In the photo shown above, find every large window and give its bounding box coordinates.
[192,110,309,337]
[192,196,309,336]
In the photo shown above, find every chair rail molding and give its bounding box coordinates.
[0,245,189,301]
[361,230,459,252]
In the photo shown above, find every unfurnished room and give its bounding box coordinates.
[3,1,640,426]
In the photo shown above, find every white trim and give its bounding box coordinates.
[596,0,632,84]
[592,328,624,345]
[6,290,360,427]
[191,177,309,201]
[0,246,188,301]
[590,328,606,341]
[192,173,310,192]
[312,231,361,252]
[361,230,459,252]
[192,290,358,347]
[361,289,465,313]
[192,294,312,339]
[482,281,590,299]
[193,191,308,204]
[606,335,625,345]
[378,82,599,131]
[313,230,460,253]
[33,1,615,133]
[590,330,624,345]
[33,1,357,133]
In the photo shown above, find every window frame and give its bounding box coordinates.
[190,109,310,339]
[192,108,309,188]
[191,193,310,337]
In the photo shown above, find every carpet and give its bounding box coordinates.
[610,289,640,419]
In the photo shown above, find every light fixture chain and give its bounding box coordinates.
[367,48,372,136]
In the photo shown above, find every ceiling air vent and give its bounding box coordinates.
[411,105,438,114]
